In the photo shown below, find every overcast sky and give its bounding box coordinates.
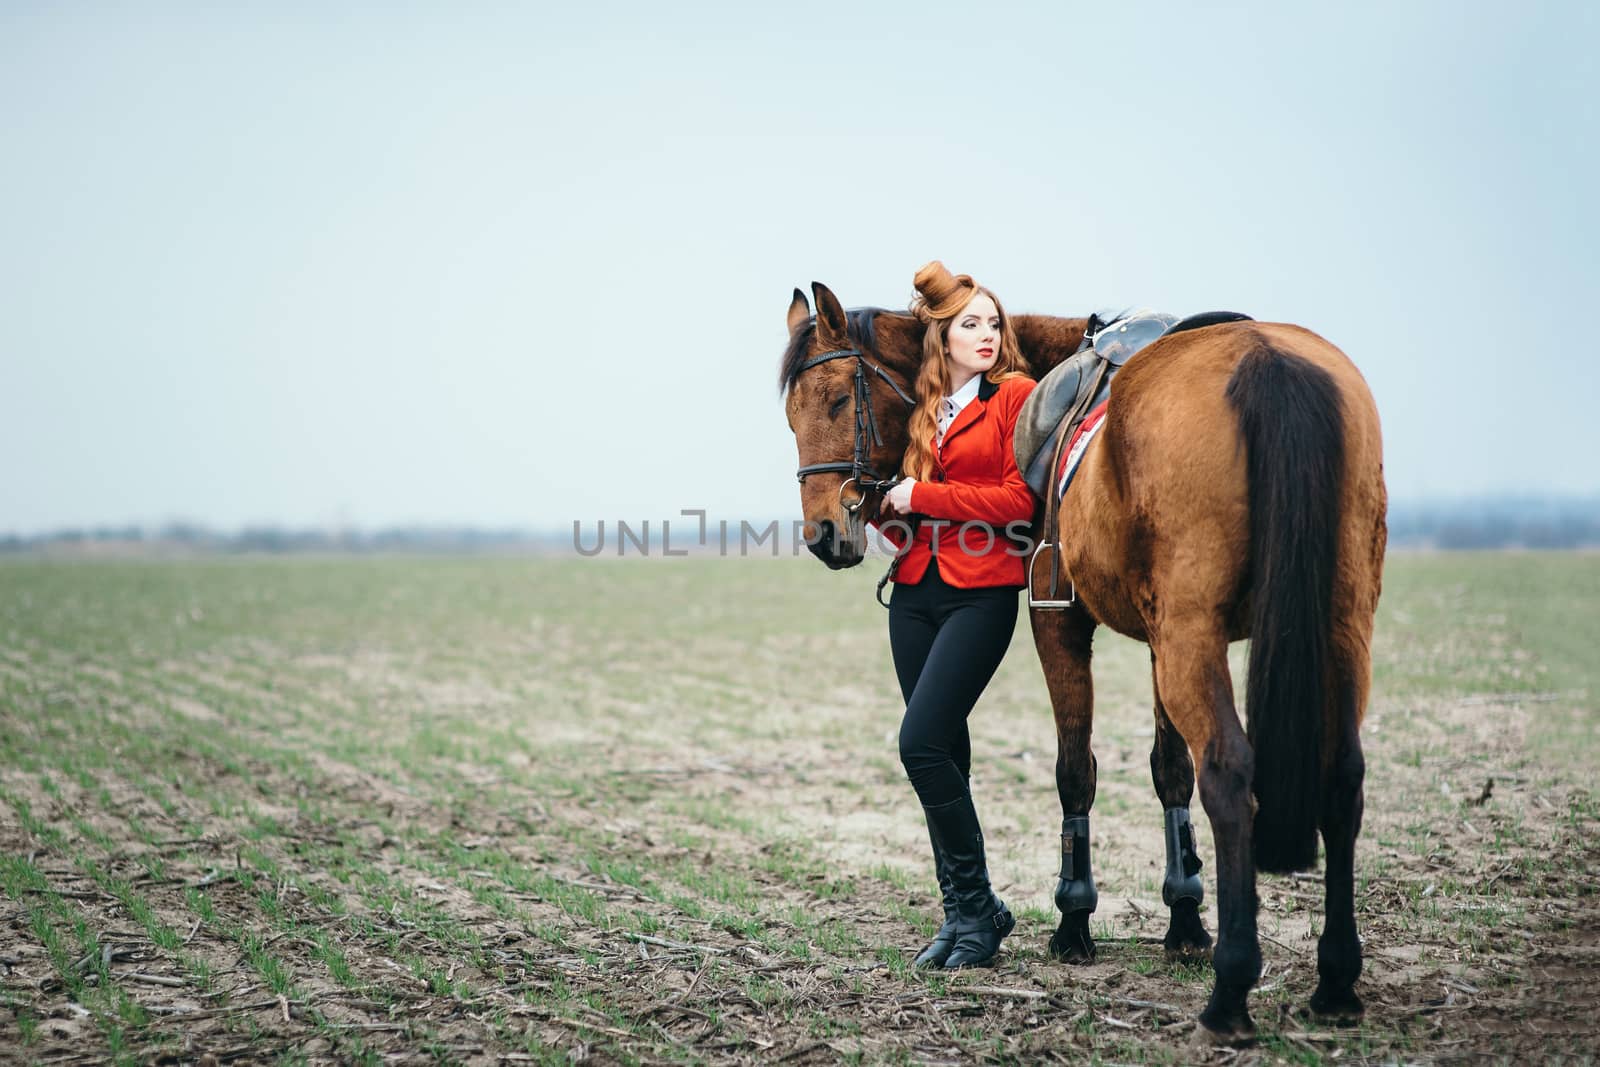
[3,1,1595,534]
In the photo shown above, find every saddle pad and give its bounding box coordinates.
[1057,400,1109,499]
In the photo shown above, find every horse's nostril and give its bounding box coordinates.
[805,520,833,561]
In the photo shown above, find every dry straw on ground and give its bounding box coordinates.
[1,554,1596,1064]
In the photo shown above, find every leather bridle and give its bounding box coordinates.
[792,346,916,515]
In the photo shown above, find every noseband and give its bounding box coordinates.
[793,347,916,513]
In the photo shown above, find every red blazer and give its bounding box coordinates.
[871,374,1038,588]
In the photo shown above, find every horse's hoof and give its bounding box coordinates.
[1189,1018,1257,1048]
[1310,984,1365,1022]
[1162,901,1213,960]
[1164,938,1214,962]
[1048,933,1094,964]
[1198,985,1256,1046]
[1193,1003,1256,1046]
[1048,912,1095,964]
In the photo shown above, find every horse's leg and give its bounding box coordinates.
[1312,469,1383,1019]
[1154,621,1260,1041]
[1029,603,1098,964]
[1147,652,1211,957]
[1311,663,1366,1019]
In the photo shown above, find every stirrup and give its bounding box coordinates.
[1028,541,1076,609]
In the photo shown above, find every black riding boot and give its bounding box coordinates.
[923,793,1015,969]
[913,823,959,968]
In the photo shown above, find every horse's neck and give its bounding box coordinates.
[1013,315,1090,378]
[870,312,928,387]
[871,310,1088,387]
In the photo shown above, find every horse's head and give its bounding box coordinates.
[778,282,919,569]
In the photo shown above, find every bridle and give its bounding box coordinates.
[792,346,916,515]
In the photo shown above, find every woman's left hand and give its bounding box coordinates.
[884,478,916,515]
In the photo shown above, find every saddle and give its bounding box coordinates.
[1016,309,1166,497]
[1021,308,1253,608]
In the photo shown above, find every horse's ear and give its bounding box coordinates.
[811,282,849,348]
[786,288,810,334]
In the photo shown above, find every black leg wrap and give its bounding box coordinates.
[1049,815,1096,963]
[1053,814,1098,915]
[1161,806,1205,907]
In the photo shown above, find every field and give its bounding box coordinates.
[1,552,1596,1065]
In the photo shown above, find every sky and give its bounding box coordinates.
[2,1,1596,535]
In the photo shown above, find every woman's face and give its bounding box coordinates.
[944,293,1001,382]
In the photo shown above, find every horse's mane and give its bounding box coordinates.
[1011,315,1092,379]
[778,307,1089,395]
[777,307,888,395]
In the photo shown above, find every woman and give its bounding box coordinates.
[876,261,1037,969]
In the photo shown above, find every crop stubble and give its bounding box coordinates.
[0,553,1596,1064]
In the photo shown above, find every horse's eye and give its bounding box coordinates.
[828,395,849,419]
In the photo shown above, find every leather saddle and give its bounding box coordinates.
[1015,309,1253,497]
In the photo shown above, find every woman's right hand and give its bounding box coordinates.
[884,478,916,515]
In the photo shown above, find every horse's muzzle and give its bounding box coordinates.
[806,519,865,569]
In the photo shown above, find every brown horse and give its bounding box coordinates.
[778,282,1386,1039]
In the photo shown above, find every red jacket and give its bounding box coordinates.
[871,374,1038,588]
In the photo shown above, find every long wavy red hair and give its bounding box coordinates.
[901,261,1030,482]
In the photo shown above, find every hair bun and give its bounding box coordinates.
[911,260,979,320]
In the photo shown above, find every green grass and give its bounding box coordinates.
[1373,551,1598,767]
[0,552,1595,1063]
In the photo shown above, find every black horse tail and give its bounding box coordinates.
[1226,342,1345,874]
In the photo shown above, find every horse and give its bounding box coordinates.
[777,281,1386,1040]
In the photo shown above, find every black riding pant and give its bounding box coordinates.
[888,557,1020,808]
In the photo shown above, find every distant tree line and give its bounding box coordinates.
[4,496,1598,555]
[1386,495,1600,549]
[0,523,573,556]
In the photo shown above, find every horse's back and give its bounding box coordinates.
[1064,321,1385,643]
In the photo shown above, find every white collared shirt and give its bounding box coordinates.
[936,374,982,446]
